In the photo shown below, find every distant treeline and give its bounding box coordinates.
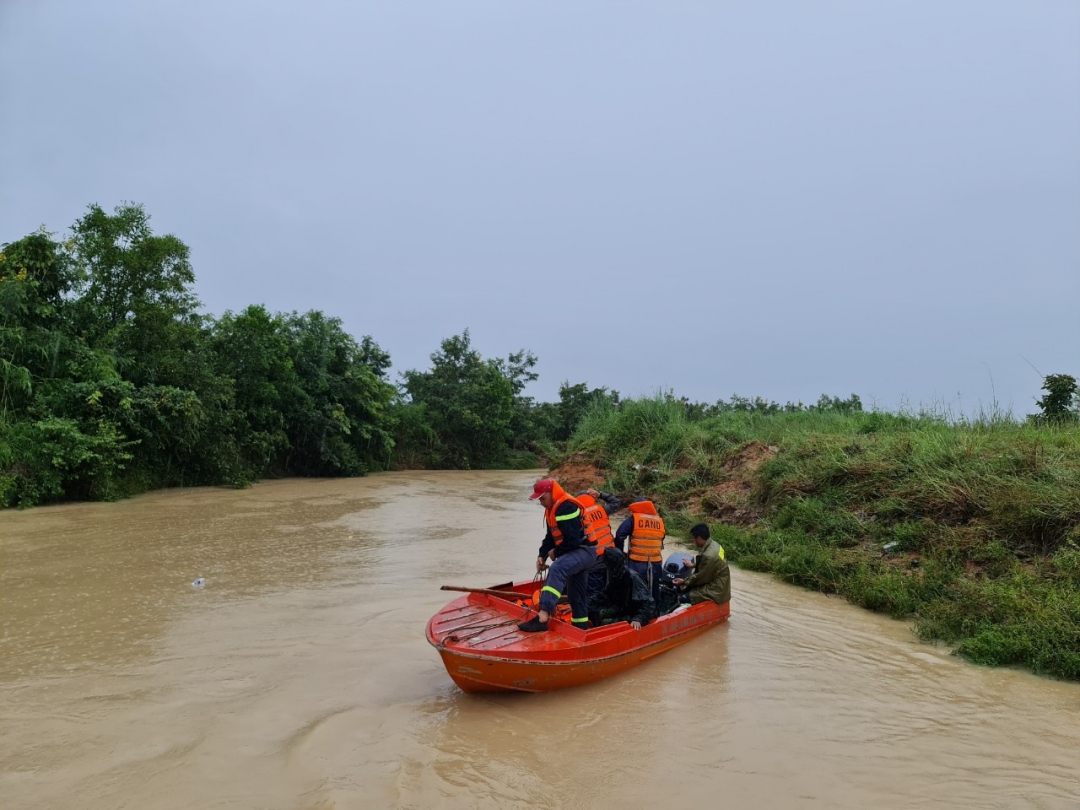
[3,203,1076,509]
[0,203,625,507]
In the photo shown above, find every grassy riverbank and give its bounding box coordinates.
[552,398,1080,680]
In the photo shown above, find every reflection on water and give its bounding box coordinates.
[2,471,1078,810]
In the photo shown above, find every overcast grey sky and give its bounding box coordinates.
[2,1,1078,414]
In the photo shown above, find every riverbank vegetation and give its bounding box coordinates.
[552,394,1080,680]
[0,204,610,507]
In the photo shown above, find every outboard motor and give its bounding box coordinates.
[657,552,695,615]
[661,552,695,585]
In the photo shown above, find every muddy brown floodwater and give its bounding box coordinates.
[2,471,1078,809]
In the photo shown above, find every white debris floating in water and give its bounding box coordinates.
[191,577,206,589]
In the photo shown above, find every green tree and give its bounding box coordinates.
[550,381,620,442]
[0,231,79,417]
[66,203,237,487]
[0,230,143,505]
[399,331,521,468]
[69,203,201,381]
[1035,374,1079,423]
[281,311,395,476]
[210,305,297,476]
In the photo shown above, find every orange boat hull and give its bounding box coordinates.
[427,579,729,693]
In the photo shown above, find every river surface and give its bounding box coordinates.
[2,471,1078,809]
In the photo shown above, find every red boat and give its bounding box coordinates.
[426,578,729,693]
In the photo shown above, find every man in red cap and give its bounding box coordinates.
[519,478,596,632]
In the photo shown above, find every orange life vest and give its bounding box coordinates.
[577,494,616,557]
[544,484,588,549]
[627,500,665,562]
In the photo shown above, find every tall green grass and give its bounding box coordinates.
[560,396,1080,680]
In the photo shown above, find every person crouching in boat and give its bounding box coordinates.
[519,479,597,633]
[574,488,620,600]
[588,548,657,631]
[672,523,731,606]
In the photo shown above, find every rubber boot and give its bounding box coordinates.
[518,616,549,632]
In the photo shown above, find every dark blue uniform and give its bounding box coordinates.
[537,500,594,626]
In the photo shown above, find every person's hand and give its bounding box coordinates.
[536,556,547,572]
[586,488,600,498]
[630,621,642,631]
[672,578,685,587]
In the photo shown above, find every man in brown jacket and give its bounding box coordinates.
[673,523,731,605]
